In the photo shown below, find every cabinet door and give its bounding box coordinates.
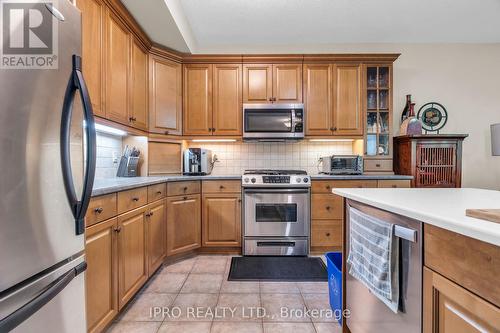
[183,64,213,135]
[202,193,241,247]
[213,64,242,135]
[85,218,118,333]
[166,194,201,256]
[129,38,148,131]
[117,207,148,309]
[423,267,500,333]
[243,64,272,103]
[304,64,333,135]
[105,9,130,125]
[273,64,303,103]
[149,56,182,135]
[146,200,166,276]
[77,0,104,118]
[332,64,363,136]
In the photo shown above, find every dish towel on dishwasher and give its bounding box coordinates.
[347,207,400,313]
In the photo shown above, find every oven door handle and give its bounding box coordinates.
[244,189,309,194]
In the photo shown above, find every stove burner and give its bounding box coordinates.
[244,169,308,175]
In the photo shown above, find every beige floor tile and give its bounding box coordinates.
[120,293,176,322]
[158,321,212,333]
[167,293,218,321]
[214,293,261,321]
[163,258,197,273]
[259,282,300,294]
[211,322,263,333]
[261,294,309,322]
[142,273,187,293]
[302,294,336,322]
[313,322,343,333]
[297,282,329,294]
[263,322,315,333]
[106,321,161,333]
[192,257,228,274]
[180,273,224,293]
[220,280,259,293]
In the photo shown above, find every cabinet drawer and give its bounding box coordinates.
[311,220,342,247]
[86,193,117,227]
[311,194,343,220]
[311,180,377,193]
[364,159,393,172]
[117,187,148,214]
[167,181,201,196]
[148,183,166,202]
[377,180,411,188]
[203,180,241,193]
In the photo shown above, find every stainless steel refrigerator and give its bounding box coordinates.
[0,1,95,332]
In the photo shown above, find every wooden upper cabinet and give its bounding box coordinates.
[332,64,362,136]
[304,64,332,135]
[183,64,213,135]
[273,64,302,103]
[149,56,182,135]
[77,0,104,118]
[129,39,148,131]
[202,193,241,247]
[166,194,201,256]
[105,9,129,125]
[243,64,272,103]
[213,64,242,135]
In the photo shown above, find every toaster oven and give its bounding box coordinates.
[320,155,363,175]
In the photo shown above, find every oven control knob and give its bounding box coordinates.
[251,178,256,183]
[303,178,309,183]
[296,177,301,183]
[244,177,249,183]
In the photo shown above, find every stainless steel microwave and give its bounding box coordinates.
[320,155,363,175]
[243,103,304,140]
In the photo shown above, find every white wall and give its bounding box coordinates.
[95,132,122,179]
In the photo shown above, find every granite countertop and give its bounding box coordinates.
[333,188,500,246]
[310,174,413,180]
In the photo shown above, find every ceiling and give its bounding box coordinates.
[122,0,500,54]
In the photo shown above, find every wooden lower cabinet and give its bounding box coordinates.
[311,220,342,250]
[166,194,201,256]
[117,206,148,309]
[85,218,118,333]
[202,193,241,247]
[423,267,500,333]
[146,199,167,276]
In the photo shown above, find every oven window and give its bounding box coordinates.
[255,204,297,222]
[244,110,292,132]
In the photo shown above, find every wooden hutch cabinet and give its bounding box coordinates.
[394,135,468,188]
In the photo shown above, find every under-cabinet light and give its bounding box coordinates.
[308,139,354,142]
[191,139,237,142]
[94,123,127,136]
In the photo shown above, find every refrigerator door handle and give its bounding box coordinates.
[60,55,96,235]
[0,262,87,332]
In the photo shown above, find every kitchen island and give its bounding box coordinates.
[333,188,500,333]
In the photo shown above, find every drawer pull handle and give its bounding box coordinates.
[326,232,331,237]
[132,197,139,202]
[392,185,397,188]
[183,196,188,200]
[183,187,188,192]
[114,226,121,233]
[326,206,331,210]
[219,185,225,189]
[146,211,154,217]
[94,207,103,214]
[164,130,169,135]
[326,185,331,190]
[156,191,162,194]
[376,164,381,167]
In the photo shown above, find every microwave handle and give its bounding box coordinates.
[291,111,296,132]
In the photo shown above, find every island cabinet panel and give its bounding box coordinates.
[213,64,242,135]
[149,56,182,135]
[85,218,118,333]
[76,0,105,118]
[332,64,363,136]
[166,194,201,256]
[304,64,333,135]
[183,64,213,135]
[273,64,303,103]
[117,206,148,309]
[129,39,148,131]
[104,9,130,125]
[243,64,273,103]
[202,193,241,247]
[423,267,500,333]
[146,199,166,276]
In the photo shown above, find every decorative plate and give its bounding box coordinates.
[417,102,448,133]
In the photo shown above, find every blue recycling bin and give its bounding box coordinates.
[326,252,342,326]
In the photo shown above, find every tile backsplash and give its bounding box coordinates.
[95,132,122,179]
[187,141,354,175]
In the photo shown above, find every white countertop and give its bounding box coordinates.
[332,188,500,246]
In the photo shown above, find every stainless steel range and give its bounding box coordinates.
[242,170,311,256]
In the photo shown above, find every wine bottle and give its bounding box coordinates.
[401,94,412,122]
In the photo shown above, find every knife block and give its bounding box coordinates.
[116,156,139,177]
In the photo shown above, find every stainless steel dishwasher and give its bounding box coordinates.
[345,200,422,333]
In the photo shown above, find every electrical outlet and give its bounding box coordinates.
[112,151,119,164]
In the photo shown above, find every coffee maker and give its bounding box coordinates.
[183,148,213,175]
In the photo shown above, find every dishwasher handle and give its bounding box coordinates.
[394,225,417,243]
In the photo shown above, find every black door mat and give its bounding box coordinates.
[228,256,328,281]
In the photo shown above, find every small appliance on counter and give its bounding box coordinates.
[117,145,140,177]
[183,148,213,175]
[319,155,363,175]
